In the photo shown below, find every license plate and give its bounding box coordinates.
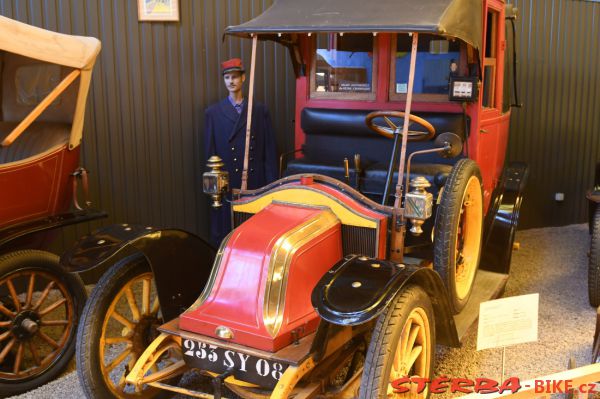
[182,338,290,389]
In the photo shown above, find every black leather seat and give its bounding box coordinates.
[284,108,465,199]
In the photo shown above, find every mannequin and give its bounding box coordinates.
[204,58,278,246]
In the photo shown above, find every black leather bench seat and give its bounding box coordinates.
[287,158,451,200]
[283,107,465,201]
[0,121,70,164]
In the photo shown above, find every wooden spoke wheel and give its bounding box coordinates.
[454,175,483,301]
[77,253,172,399]
[0,250,86,396]
[359,285,434,399]
[434,159,483,314]
[588,206,600,307]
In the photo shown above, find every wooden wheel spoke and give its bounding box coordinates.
[406,345,423,373]
[104,337,132,345]
[38,330,60,349]
[0,303,15,318]
[0,330,11,342]
[400,317,413,357]
[117,373,128,389]
[0,338,16,363]
[28,340,41,366]
[13,342,24,374]
[105,347,132,373]
[383,116,398,131]
[0,321,11,328]
[116,357,137,389]
[40,319,69,326]
[142,278,151,315]
[6,279,21,312]
[125,287,141,322]
[405,323,421,356]
[150,296,160,316]
[25,273,36,308]
[111,311,135,331]
[33,281,56,310]
[39,297,67,316]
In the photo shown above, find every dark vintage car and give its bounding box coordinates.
[62,0,527,398]
[588,163,600,308]
[0,16,104,396]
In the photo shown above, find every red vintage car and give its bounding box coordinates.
[63,0,528,398]
[0,16,104,396]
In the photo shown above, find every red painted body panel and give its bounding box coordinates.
[0,145,79,229]
[179,203,342,352]
[235,179,389,258]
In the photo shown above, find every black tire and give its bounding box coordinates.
[589,206,600,307]
[0,250,86,397]
[359,285,435,399]
[434,159,484,314]
[76,253,170,399]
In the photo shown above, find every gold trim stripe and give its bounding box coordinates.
[233,187,377,228]
[263,210,339,337]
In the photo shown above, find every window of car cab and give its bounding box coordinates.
[390,34,466,102]
[310,33,377,100]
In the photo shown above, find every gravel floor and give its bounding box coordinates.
[9,224,597,398]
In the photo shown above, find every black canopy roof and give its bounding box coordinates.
[225,0,482,50]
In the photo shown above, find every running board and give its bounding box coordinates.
[453,270,509,341]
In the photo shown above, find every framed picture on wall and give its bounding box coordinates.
[138,0,179,21]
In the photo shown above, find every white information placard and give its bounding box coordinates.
[476,293,539,351]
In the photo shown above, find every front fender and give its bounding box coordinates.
[481,162,529,274]
[311,255,459,347]
[60,224,216,320]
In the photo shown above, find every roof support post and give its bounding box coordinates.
[241,34,258,191]
[394,32,418,210]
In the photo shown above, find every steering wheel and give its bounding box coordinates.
[365,111,436,141]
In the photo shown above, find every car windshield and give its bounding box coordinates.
[392,34,465,100]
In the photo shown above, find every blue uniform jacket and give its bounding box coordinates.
[204,98,278,245]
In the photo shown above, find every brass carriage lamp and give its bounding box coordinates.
[404,176,433,236]
[203,156,229,208]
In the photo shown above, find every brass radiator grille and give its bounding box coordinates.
[233,211,253,227]
[342,225,377,257]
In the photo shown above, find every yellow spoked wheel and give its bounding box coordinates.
[0,250,86,396]
[454,175,483,302]
[359,285,434,399]
[76,253,175,398]
[434,159,484,314]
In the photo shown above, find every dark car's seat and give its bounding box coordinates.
[284,108,467,201]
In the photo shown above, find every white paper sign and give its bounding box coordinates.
[452,81,473,98]
[396,83,408,94]
[476,293,539,351]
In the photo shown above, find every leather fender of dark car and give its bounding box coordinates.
[311,255,459,347]
[60,224,217,321]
